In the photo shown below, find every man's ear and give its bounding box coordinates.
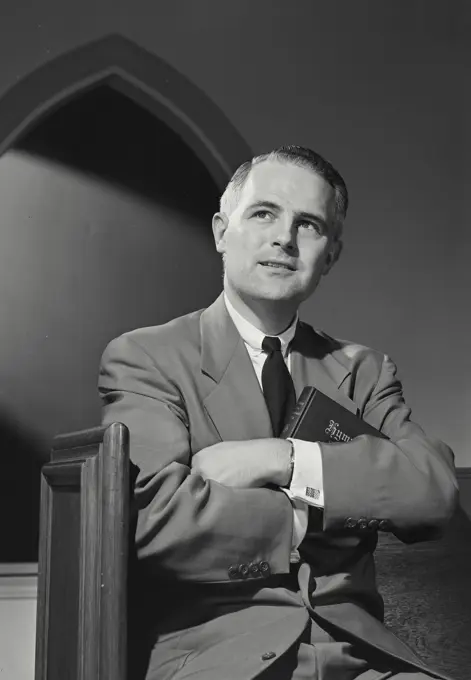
[322,238,343,276]
[212,212,229,254]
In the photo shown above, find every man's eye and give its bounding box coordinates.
[299,220,322,234]
[253,210,273,220]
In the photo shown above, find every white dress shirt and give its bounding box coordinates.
[224,294,324,562]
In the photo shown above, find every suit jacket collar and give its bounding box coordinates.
[291,321,357,414]
[200,294,272,441]
[200,294,356,442]
[200,293,245,384]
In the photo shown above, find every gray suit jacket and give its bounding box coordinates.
[99,293,458,679]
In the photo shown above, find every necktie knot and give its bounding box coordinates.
[262,335,282,354]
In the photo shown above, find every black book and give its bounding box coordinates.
[280,386,388,443]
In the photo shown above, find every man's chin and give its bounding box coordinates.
[229,277,309,307]
[249,285,303,305]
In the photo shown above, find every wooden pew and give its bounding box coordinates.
[34,423,129,680]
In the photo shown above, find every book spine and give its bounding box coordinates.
[281,387,317,438]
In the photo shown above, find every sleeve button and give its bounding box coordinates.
[368,519,379,531]
[249,562,260,577]
[259,560,271,576]
[239,563,249,578]
[344,517,357,529]
[261,651,276,661]
[358,518,369,531]
[228,565,239,579]
[378,519,391,531]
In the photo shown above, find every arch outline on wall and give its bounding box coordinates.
[0,34,251,189]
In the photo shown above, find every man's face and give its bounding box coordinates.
[213,160,340,309]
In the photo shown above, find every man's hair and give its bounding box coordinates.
[219,145,349,236]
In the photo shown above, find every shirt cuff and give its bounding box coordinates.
[280,490,308,563]
[287,438,324,508]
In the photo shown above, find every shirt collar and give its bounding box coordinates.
[224,292,298,358]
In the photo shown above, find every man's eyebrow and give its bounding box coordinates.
[246,200,281,212]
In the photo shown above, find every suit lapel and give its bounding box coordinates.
[200,294,273,441]
[291,321,358,415]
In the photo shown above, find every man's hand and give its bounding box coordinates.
[191,438,293,488]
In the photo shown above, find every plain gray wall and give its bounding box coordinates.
[0,148,221,439]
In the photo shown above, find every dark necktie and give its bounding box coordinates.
[261,336,296,436]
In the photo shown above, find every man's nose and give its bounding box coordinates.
[272,220,296,250]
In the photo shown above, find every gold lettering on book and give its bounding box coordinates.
[325,420,352,443]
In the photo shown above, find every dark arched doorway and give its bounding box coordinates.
[0,37,251,563]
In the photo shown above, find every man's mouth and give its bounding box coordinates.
[259,260,295,271]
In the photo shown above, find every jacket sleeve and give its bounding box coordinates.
[98,334,294,582]
[320,354,459,542]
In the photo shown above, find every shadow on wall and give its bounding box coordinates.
[0,410,47,562]
[0,82,224,562]
[14,85,220,220]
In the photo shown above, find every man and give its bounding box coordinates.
[99,146,458,680]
